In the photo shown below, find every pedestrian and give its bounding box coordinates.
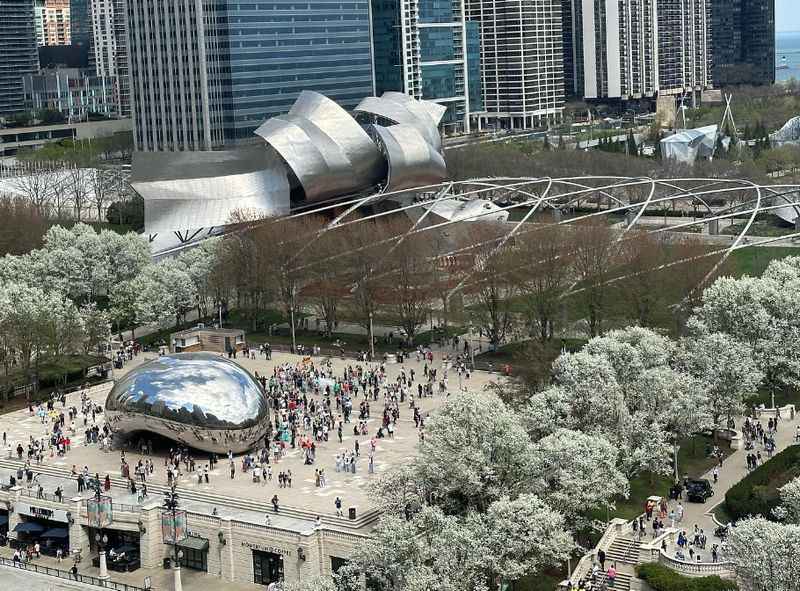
[676,502,684,523]
[712,466,719,484]
[272,494,279,513]
[598,549,606,570]
[335,497,343,518]
[606,564,617,588]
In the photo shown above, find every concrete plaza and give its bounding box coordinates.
[0,347,501,519]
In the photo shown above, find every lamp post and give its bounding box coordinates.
[368,311,375,361]
[163,486,183,591]
[95,532,109,581]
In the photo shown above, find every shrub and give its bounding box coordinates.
[636,563,737,591]
[724,444,800,522]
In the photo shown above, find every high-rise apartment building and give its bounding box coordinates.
[466,0,565,130]
[371,0,481,132]
[711,0,775,86]
[126,0,226,151]
[0,0,41,118]
[81,0,129,116]
[572,0,711,101]
[35,0,71,46]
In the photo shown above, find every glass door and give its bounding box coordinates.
[253,550,284,586]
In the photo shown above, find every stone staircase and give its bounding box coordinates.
[0,458,381,530]
[594,570,634,591]
[605,536,641,565]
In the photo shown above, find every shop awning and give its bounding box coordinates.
[41,528,69,538]
[177,536,209,551]
[14,522,45,534]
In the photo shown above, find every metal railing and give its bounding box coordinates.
[0,556,148,591]
[19,488,68,504]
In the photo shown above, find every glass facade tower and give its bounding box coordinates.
[711,0,775,86]
[371,0,480,132]
[0,0,40,118]
[223,0,375,141]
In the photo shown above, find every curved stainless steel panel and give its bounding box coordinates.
[372,124,447,192]
[105,353,270,454]
[381,91,446,126]
[254,91,384,202]
[354,93,444,151]
[132,148,290,235]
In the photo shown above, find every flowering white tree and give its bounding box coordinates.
[530,327,710,483]
[693,274,800,394]
[532,429,629,520]
[676,329,763,425]
[726,517,800,591]
[779,477,800,524]
[416,391,536,514]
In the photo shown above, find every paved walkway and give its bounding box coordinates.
[636,412,799,563]
[0,546,264,591]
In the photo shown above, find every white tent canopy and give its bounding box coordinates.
[770,116,800,148]
[660,125,719,164]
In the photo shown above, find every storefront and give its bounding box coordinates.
[88,528,141,572]
[177,534,209,572]
[243,542,289,586]
[0,510,8,545]
[12,503,70,557]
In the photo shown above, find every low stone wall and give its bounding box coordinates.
[754,404,796,421]
[657,549,735,579]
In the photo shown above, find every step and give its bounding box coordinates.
[0,458,381,530]
[594,571,633,591]
[605,537,641,564]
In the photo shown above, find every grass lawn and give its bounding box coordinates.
[728,246,798,277]
[0,354,108,412]
[723,220,797,238]
[745,384,800,409]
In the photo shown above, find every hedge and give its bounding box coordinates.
[636,563,737,591]
[724,444,800,522]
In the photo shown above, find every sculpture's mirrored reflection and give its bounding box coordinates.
[105,353,269,453]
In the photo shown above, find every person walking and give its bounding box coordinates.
[606,564,617,588]
[335,497,343,518]
[598,549,606,571]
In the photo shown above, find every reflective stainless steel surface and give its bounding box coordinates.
[354,92,445,151]
[131,148,290,235]
[371,124,447,192]
[105,353,269,454]
[254,90,384,202]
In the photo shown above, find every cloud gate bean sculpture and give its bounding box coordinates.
[105,353,270,454]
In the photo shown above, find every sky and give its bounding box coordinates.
[777,0,800,33]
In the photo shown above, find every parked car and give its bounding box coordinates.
[686,478,714,502]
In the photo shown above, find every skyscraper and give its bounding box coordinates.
[371,0,481,132]
[126,0,225,151]
[69,0,91,49]
[126,0,377,149]
[466,0,565,130]
[223,1,376,141]
[89,0,129,116]
[0,0,40,118]
[711,0,775,86]
[576,0,711,101]
[34,0,71,46]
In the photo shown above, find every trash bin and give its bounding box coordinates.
[163,557,172,569]
[348,507,357,520]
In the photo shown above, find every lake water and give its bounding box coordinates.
[776,31,800,82]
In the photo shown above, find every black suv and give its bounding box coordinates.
[686,479,714,503]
